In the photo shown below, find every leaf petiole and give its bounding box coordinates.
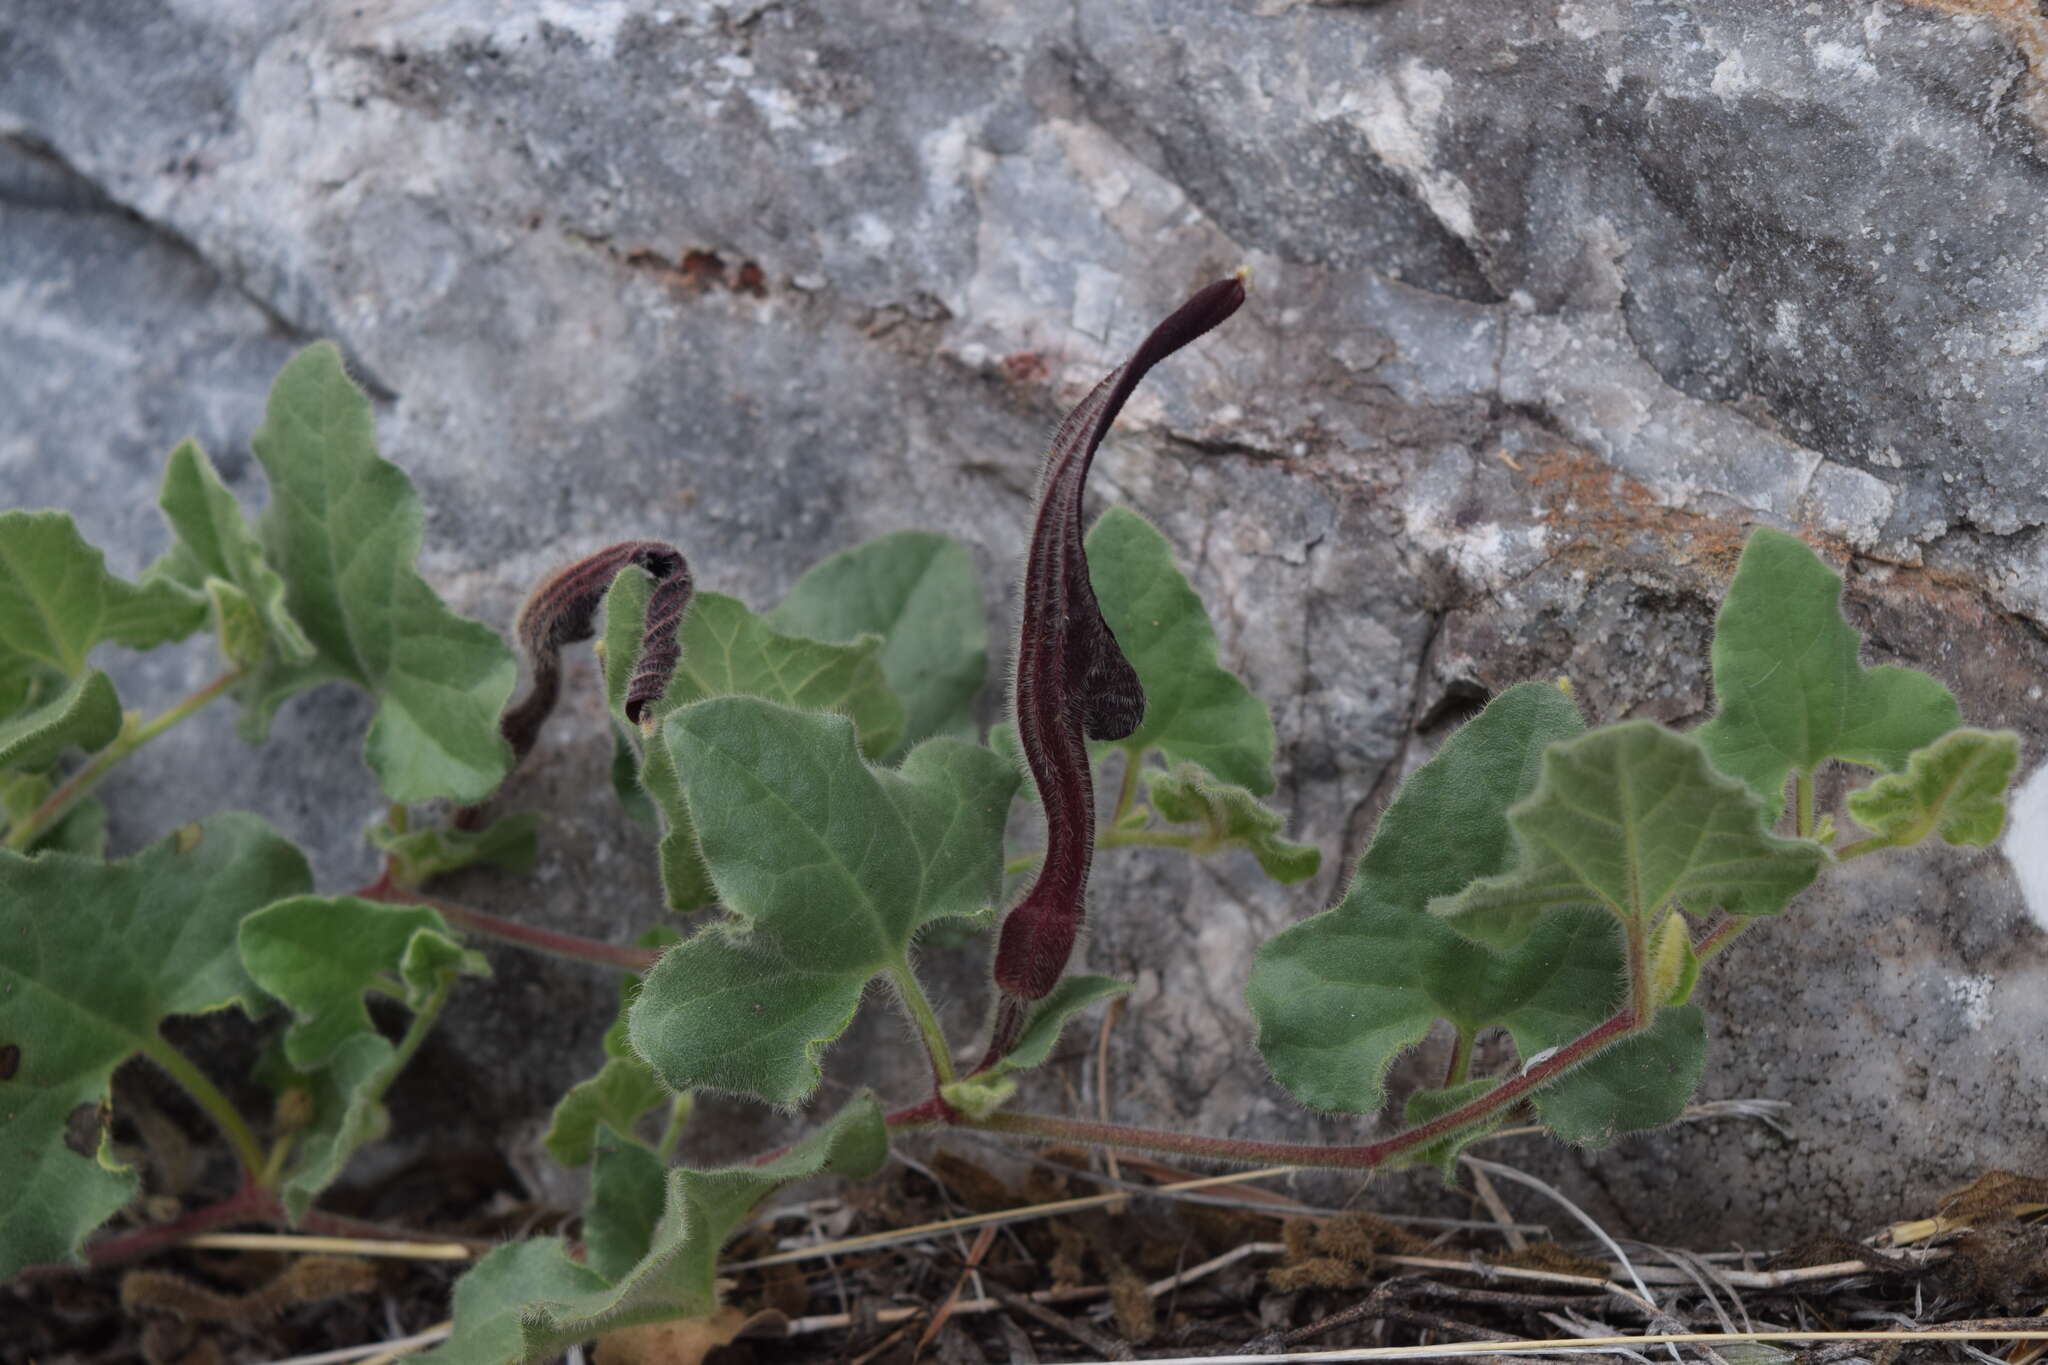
[1795,769,1816,839]
[890,962,956,1087]
[4,669,243,851]
[358,879,662,973]
[137,1034,268,1182]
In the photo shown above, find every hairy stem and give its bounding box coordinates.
[1110,749,1143,827]
[1834,834,1896,860]
[891,962,957,1087]
[1692,914,1748,963]
[1624,914,1653,1025]
[1443,1027,1475,1088]
[965,1010,1639,1170]
[1795,769,1815,840]
[79,1182,278,1269]
[358,880,661,973]
[657,1095,693,1163]
[138,1036,267,1182]
[5,670,243,851]
[1098,827,1207,854]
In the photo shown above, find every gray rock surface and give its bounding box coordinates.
[4,0,2044,1247]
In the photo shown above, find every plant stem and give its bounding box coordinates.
[1834,834,1896,861]
[968,1010,1639,1170]
[1624,914,1653,1025]
[1004,851,1043,875]
[657,1095,693,1163]
[1692,914,1748,963]
[1795,769,1815,840]
[4,669,243,851]
[1111,748,1143,826]
[80,1182,279,1269]
[891,962,956,1087]
[385,970,457,1083]
[1443,1026,1475,1088]
[138,1035,268,1182]
[358,881,662,973]
[1098,828,1205,853]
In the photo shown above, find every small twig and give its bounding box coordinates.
[1460,1158,1664,1323]
[985,1281,1133,1360]
[915,1224,997,1357]
[1467,1162,1530,1254]
[250,1324,451,1365]
[181,1233,471,1260]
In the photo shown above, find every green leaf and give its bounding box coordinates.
[151,439,315,669]
[0,670,120,772]
[586,1127,667,1282]
[368,812,540,889]
[240,895,486,1220]
[243,343,517,804]
[604,574,909,912]
[629,702,1017,1105]
[274,1030,398,1223]
[414,1238,610,1365]
[1432,722,1826,951]
[1400,1078,1506,1181]
[1696,528,1960,819]
[1522,1005,1708,1147]
[545,973,670,1169]
[1845,728,2022,849]
[1248,683,1586,1114]
[1144,764,1321,883]
[546,1055,671,1169]
[420,1095,887,1363]
[239,897,472,1068]
[766,530,988,758]
[0,510,205,682]
[0,813,311,1274]
[999,975,1132,1078]
[1087,507,1276,794]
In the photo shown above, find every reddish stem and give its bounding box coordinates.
[969,1010,1640,1171]
[357,878,661,973]
[77,1183,279,1270]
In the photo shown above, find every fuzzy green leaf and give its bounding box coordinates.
[545,970,671,1169]
[151,439,315,670]
[0,670,120,772]
[999,975,1132,1077]
[1087,507,1276,794]
[1432,722,1825,950]
[420,1095,886,1364]
[586,1128,667,1282]
[1400,1079,1506,1181]
[0,813,311,1274]
[369,813,540,890]
[1521,1005,1708,1147]
[243,343,517,804]
[1697,528,1959,819]
[239,897,474,1068]
[604,573,908,911]
[1144,764,1321,883]
[1248,683,1585,1114]
[0,510,205,684]
[629,702,1016,1105]
[1845,729,2021,849]
[240,895,486,1220]
[414,1239,610,1365]
[274,1031,398,1223]
[766,529,987,758]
